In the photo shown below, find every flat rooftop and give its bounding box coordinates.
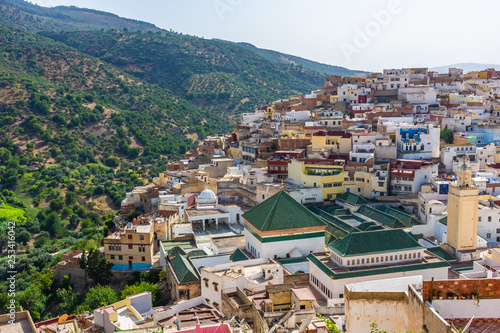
[0,320,34,333]
[311,250,448,279]
[211,234,245,249]
[186,209,227,217]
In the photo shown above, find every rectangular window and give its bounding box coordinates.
[479,217,482,222]
[497,229,500,234]
[119,255,123,260]
[111,255,115,260]
[141,256,145,262]
[128,244,133,249]
[139,235,145,240]
[487,233,491,239]
[128,235,132,240]
[488,216,492,222]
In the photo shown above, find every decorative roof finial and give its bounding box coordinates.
[281,179,284,190]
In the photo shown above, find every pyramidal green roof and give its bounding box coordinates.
[169,254,199,284]
[337,192,369,205]
[329,229,424,257]
[426,246,455,261]
[356,205,407,229]
[168,246,187,257]
[309,206,359,233]
[377,206,420,227]
[230,248,249,262]
[242,191,326,232]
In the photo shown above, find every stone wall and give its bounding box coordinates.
[423,278,500,300]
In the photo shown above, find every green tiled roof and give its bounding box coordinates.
[230,248,249,262]
[439,216,447,226]
[309,206,359,233]
[356,205,407,229]
[318,205,343,214]
[242,191,326,232]
[329,229,424,257]
[333,209,351,216]
[276,256,309,265]
[307,253,450,280]
[168,246,187,257]
[336,214,367,223]
[377,206,420,227]
[162,239,197,253]
[426,246,455,261]
[187,250,208,258]
[337,192,369,205]
[169,254,200,284]
[357,221,382,231]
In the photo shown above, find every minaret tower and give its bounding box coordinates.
[447,156,479,251]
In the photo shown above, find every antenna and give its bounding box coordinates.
[462,316,475,333]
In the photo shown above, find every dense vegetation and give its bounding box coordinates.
[42,29,326,114]
[0,23,229,318]
[0,0,163,32]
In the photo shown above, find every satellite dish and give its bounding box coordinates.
[58,314,69,324]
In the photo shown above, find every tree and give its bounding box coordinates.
[65,191,77,205]
[49,196,65,211]
[440,128,454,144]
[82,285,119,309]
[121,282,161,306]
[78,248,114,286]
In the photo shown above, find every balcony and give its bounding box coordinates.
[304,169,342,176]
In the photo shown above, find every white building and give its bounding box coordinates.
[396,124,440,160]
[308,229,450,300]
[185,189,243,231]
[441,144,477,173]
[242,191,326,259]
[381,68,410,90]
[441,113,472,132]
[200,258,284,310]
[398,86,437,104]
[390,159,439,195]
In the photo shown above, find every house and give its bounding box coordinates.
[242,191,327,259]
[200,258,284,311]
[93,292,157,333]
[0,311,37,333]
[104,222,156,270]
[395,124,440,160]
[166,246,201,301]
[390,159,438,195]
[288,159,345,200]
[307,229,450,300]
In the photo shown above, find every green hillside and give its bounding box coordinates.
[0,0,162,32]
[42,29,326,114]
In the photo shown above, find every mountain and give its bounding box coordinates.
[42,29,327,114]
[229,41,365,76]
[0,0,162,32]
[0,23,232,207]
[0,0,365,114]
[430,63,500,74]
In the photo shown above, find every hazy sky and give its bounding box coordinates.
[29,0,500,72]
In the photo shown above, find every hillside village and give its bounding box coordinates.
[6,67,500,332]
